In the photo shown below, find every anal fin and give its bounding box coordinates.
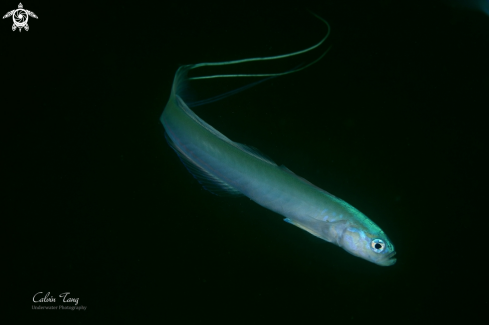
[165,132,242,196]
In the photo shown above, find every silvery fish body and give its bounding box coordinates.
[161,14,396,266]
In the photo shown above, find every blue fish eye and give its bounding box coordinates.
[371,239,386,253]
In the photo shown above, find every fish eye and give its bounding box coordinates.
[371,239,385,253]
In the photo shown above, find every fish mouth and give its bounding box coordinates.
[383,251,397,265]
[375,251,397,266]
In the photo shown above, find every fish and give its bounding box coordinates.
[160,12,396,266]
[443,0,489,17]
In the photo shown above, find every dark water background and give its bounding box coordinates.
[4,0,488,323]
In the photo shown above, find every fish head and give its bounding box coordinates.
[337,225,397,266]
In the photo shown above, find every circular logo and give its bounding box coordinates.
[13,9,28,28]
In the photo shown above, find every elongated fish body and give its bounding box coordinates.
[161,14,396,266]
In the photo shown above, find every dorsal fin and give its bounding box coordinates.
[175,95,278,167]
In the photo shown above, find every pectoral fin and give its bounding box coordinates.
[284,217,349,245]
[284,217,324,240]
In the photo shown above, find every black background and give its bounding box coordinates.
[3,0,488,323]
